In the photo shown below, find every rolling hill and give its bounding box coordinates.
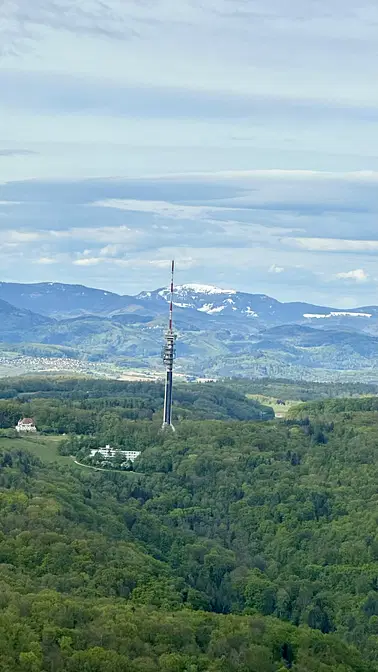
[0,298,53,340]
[1,390,378,670]
[1,281,378,380]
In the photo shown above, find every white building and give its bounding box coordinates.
[89,445,141,462]
[16,418,37,433]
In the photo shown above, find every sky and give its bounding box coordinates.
[1,0,378,306]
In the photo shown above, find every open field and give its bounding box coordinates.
[0,435,143,478]
[0,435,75,467]
[246,393,298,417]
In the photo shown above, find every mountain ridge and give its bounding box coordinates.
[0,297,53,341]
[0,280,378,380]
[0,279,375,327]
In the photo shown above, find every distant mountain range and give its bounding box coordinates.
[0,280,377,326]
[1,280,378,381]
[140,283,378,329]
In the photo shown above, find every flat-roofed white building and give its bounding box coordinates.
[89,445,141,462]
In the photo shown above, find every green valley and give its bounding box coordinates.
[1,377,378,669]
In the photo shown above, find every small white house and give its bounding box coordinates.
[89,445,141,462]
[16,418,37,433]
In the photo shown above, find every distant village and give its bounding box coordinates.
[0,355,101,376]
[0,354,217,384]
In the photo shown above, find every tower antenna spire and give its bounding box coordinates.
[169,259,174,332]
[162,260,177,430]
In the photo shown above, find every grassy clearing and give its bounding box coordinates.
[246,393,298,417]
[0,435,76,467]
[0,435,143,478]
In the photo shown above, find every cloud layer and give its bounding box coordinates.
[0,170,378,305]
[1,1,378,304]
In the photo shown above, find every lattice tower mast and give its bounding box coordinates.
[162,260,177,430]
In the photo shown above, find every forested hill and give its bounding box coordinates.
[2,389,378,668]
[0,438,372,672]
[227,377,378,401]
[0,376,274,424]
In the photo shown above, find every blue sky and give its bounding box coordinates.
[1,0,378,306]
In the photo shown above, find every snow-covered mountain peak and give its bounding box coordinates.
[176,283,236,295]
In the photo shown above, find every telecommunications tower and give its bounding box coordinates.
[162,260,177,430]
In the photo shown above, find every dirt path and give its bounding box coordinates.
[70,457,110,471]
[70,456,143,475]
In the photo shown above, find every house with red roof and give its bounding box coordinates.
[16,418,37,433]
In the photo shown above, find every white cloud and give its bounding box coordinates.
[167,169,378,183]
[81,256,197,270]
[335,269,368,282]
[0,229,42,244]
[100,244,121,257]
[1,0,378,182]
[290,238,378,252]
[35,256,58,264]
[3,1,378,105]
[104,258,173,269]
[51,226,141,244]
[1,3,378,305]
[269,264,285,274]
[73,257,102,266]
[91,198,231,220]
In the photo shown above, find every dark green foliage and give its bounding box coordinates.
[0,444,372,671]
[0,378,273,434]
[2,384,378,669]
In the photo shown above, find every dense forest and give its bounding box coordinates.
[225,377,378,401]
[0,438,372,672]
[1,378,378,669]
[0,377,273,425]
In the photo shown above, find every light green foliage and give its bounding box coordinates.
[0,377,274,427]
[246,394,297,416]
[0,381,378,669]
[227,377,378,401]
[0,435,73,466]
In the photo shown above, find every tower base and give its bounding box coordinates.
[161,422,175,432]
